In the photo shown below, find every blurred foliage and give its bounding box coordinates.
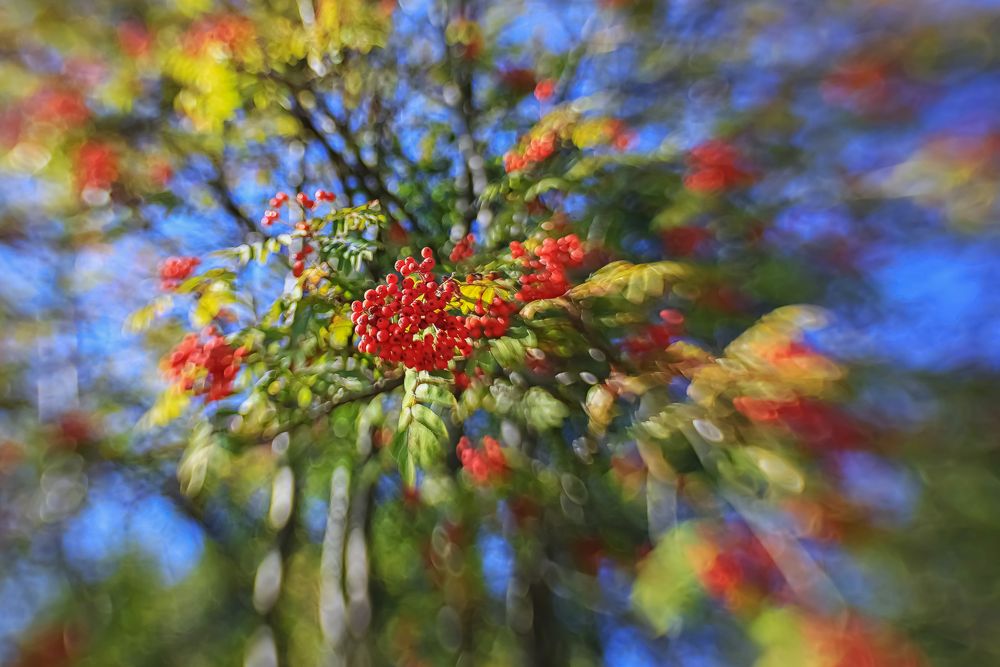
[2,0,1000,666]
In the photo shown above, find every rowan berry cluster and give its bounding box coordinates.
[75,141,119,192]
[605,119,636,151]
[698,526,780,610]
[350,248,518,370]
[117,20,152,58]
[34,88,90,128]
[159,256,200,290]
[684,140,754,193]
[510,234,585,301]
[291,242,313,277]
[732,396,864,451]
[622,309,685,357]
[261,188,336,227]
[463,277,517,339]
[503,131,557,173]
[351,248,471,371]
[449,233,476,263]
[456,435,507,484]
[183,13,255,56]
[164,326,246,402]
[534,78,555,102]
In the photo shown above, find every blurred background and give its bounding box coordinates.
[2,0,1000,665]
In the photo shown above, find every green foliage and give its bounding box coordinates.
[2,1,995,666]
[631,522,705,635]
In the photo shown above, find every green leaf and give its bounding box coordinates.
[631,522,704,635]
[396,370,451,473]
[749,607,809,667]
[570,261,692,304]
[296,386,313,408]
[522,387,568,431]
[488,336,527,368]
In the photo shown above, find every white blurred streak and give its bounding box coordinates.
[268,466,295,530]
[320,466,351,654]
[253,549,283,614]
[244,626,278,667]
[647,477,677,541]
[346,522,371,638]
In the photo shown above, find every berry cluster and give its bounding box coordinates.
[159,256,201,290]
[75,141,119,192]
[511,234,585,301]
[34,88,90,128]
[822,57,894,115]
[698,526,781,610]
[351,248,471,371]
[732,396,864,451]
[622,309,685,357]
[449,233,476,263]
[534,78,555,102]
[261,188,336,227]
[117,20,152,58]
[164,327,246,402]
[463,277,517,339]
[291,242,313,278]
[604,119,636,151]
[684,140,754,193]
[351,249,517,370]
[456,435,507,484]
[503,131,557,173]
[183,13,255,57]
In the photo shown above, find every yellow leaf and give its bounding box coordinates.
[139,384,191,429]
[124,295,173,333]
[329,315,352,349]
[454,281,513,314]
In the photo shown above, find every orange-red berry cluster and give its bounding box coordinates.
[164,327,246,402]
[34,88,90,128]
[623,309,684,357]
[261,188,336,227]
[75,141,119,192]
[350,248,516,370]
[351,248,470,371]
[605,119,636,151]
[183,13,255,56]
[534,78,555,102]
[684,140,754,193]
[449,233,476,263]
[503,131,557,173]
[291,242,313,277]
[510,234,585,301]
[456,435,507,484]
[159,256,200,290]
[699,526,780,608]
[732,396,864,451]
[463,278,517,339]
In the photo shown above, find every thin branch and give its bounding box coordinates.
[310,373,405,418]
